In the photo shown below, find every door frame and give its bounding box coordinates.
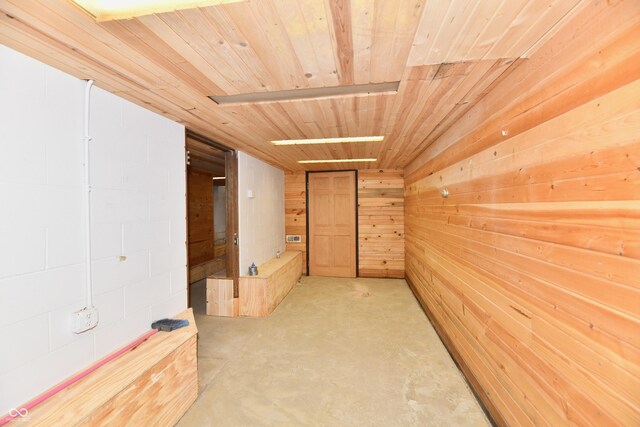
[305,170,359,277]
[185,130,239,306]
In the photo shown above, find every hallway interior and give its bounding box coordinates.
[180,276,489,426]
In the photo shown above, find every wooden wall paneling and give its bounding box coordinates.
[407,226,640,424]
[405,0,640,180]
[285,170,405,278]
[403,2,640,423]
[187,169,214,268]
[409,258,554,425]
[378,59,519,168]
[407,83,640,207]
[285,171,308,273]
[411,202,640,296]
[405,262,518,427]
[428,58,519,139]
[406,217,640,356]
[358,170,405,278]
[187,169,215,267]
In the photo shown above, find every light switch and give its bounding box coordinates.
[247,189,254,198]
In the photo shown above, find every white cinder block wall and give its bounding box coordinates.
[0,45,187,414]
[237,152,285,274]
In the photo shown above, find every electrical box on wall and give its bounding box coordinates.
[286,235,301,243]
[71,307,99,334]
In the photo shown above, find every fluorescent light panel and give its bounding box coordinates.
[72,0,243,21]
[272,136,383,146]
[210,82,399,105]
[298,158,377,164]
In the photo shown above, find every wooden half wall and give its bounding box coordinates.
[285,170,404,278]
[404,2,640,426]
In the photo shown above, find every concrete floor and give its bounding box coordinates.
[178,276,489,427]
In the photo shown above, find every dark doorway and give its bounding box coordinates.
[185,131,238,308]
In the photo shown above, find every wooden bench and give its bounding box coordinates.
[23,309,198,426]
[239,251,302,317]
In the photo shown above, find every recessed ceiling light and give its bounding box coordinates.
[272,136,383,146]
[298,158,377,164]
[210,82,399,105]
[72,0,243,21]
[212,177,226,180]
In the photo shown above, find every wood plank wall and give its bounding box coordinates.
[403,2,640,426]
[285,171,308,273]
[285,170,404,278]
[358,170,404,278]
[187,169,215,267]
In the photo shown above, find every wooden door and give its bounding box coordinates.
[308,171,357,277]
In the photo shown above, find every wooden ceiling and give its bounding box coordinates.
[0,0,586,171]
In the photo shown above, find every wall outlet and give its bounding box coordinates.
[72,307,99,334]
[286,235,301,243]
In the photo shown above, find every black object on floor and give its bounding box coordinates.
[152,318,189,332]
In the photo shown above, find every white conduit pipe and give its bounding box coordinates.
[83,80,94,308]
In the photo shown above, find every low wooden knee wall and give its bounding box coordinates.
[239,251,302,317]
[22,309,198,426]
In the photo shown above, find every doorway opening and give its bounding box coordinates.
[185,131,239,309]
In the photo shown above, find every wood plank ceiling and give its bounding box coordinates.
[0,0,586,171]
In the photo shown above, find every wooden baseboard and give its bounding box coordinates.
[405,275,502,427]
